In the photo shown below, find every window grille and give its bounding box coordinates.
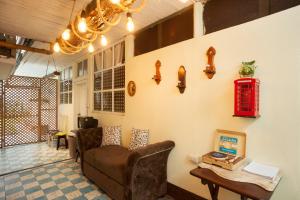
[103,92,112,112]
[59,67,73,104]
[94,92,102,111]
[93,41,125,113]
[114,91,125,113]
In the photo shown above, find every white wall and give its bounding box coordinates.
[61,6,300,200]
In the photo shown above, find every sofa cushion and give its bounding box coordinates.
[84,145,131,185]
[102,126,122,146]
[128,128,149,150]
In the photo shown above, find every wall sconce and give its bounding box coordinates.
[177,65,186,94]
[152,60,161,84]
[203,47,216,79]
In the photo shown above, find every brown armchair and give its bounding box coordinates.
[76,128,175,200]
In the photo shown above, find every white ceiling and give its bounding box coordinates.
[0,0,90,42]
[0,0,193,77]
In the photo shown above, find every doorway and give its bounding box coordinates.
[74,80,88,128]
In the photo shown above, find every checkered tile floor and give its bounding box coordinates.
[0,143,70,175]
[0,144,174,200]
[0,160,110,200]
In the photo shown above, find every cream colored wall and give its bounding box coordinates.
[58,104,74,132]
[60,6,300,200]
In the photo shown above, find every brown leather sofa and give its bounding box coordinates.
[76,128,175,200]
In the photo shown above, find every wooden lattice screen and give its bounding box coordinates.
[41,78,58,141]
[0,76,57,147]
[0,81,3,148]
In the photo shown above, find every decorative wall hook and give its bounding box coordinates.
[177,65,186,94]
[152,60,161,84]
[203,47,216,79]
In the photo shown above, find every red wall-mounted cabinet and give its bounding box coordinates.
[234,78,260,118]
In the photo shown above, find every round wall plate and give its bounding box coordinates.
[127,81,136,96]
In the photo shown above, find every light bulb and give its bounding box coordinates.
[53,42,60,53]
[88,43,94,53]
[126,14,135,32]
[100,35,108,46]
[110,0,120,4]
[78,18,87,33]
[62,29,71,41]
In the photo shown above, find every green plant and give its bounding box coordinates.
[239,60,257,77]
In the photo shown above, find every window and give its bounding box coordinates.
[203,0,300,34]
[77,59,88,77]
[60,67,72,104]
[94,41,125,113]
[134,6,193,56]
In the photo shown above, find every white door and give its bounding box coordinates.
[74,81,88,128]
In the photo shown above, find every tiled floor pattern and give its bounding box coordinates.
[0,142,70,175]
[0,160,109,200]
[0,143,174,200]
[0,160,174,200]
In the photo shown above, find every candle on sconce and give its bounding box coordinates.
[177,65,186,94]
[178,66,186,82]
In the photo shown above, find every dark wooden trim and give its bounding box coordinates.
[135,5,193,36]
[167,182,207,200]
[259,0,270,17]
[0,41,52,55]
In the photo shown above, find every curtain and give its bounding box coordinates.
[104,48,113,69]
[114,42,125,66]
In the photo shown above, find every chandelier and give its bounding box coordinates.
[53,0,146,55]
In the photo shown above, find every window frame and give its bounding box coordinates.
[59,67,73,105]
[93,40,125,114]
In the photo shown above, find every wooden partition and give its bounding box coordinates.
[0,76,57,147]
[0,81,3,148]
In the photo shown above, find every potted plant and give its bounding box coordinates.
[239,60,257,78]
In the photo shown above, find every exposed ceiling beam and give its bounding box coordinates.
[43,71,60,79]
[0,40,53,55]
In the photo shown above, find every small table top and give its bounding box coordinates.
[190,167,274,200]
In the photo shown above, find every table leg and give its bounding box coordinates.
[207,183,219,200]
[241,196,248,200]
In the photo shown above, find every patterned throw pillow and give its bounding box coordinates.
[102,126,122,146]
[128,128,150,150]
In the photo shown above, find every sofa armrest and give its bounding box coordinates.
[125,140,175,200]
[76,127,103,170]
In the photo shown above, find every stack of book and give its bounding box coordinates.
[243,161,280,182]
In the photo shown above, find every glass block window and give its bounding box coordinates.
[94,73,102,91]
[93,41,125,113]
[103,69,112,90]
[103,92,112,112]
[114,91,125,113]
[94,92,102,111]
[59,66,73,104]
[114,65,125,89]
[60,93,64,104]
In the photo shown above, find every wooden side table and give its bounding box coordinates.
[190,167,275,200]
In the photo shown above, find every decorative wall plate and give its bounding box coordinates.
[127,81,136,96]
